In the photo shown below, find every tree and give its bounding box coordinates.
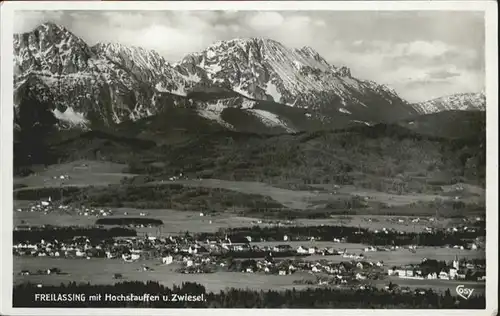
[16,83,57,166]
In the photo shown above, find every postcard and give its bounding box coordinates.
[0,1,497,315]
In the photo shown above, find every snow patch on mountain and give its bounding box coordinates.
[266,81,282,103]
[412,92,486,114]
[247,109,294,132]
[233,85,253,98]
[338,108,352,115]
[155,82,187,96]
[197,109,233,129]
[14,23,417,129]
[52,107,87,125]
[205,99,228,113]
[351,120,372,126]
[241,98,255,109]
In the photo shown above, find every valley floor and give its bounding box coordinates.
[12,159,487,305]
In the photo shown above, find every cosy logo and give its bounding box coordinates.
[456,285,474,300]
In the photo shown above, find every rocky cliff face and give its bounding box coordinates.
[412,93,486,115]
[14,22,203,128]
[14,22,418,131]
[179,38,416,122]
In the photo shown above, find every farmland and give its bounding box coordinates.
[14,256,315,292]
[14,160,133,188]
[12,159,487,303]
[14,206,474,235]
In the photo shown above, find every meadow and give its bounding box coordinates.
[13,256,315,292]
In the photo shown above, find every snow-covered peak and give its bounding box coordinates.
[412,92,486,114]
[93,42,164,61]
[32,22,73,36]
[178,37,411,120]
[14,21,93,75]
[92,42,171,77]
[13,23,417,129]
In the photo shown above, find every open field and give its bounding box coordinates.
[13,257,315,292]
[14,208,259,234]
[12,159,484,220]
[14,160,133,189]
[171,179,316,209]
[13,205,473,234]
[13,254,485,294]
[170,178,485,209]
[247,241,485,264]
[155,179,485,217]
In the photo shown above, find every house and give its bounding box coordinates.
[278,270,287,275]
[162,255,173,265]
[308,247,318,254]
[320,248,332,256]
[466,263,476,269]
[376,261,384,267]
[394,268,414,277]
[186,260,194,267]
[356,262,364,269]
[232,243,250,252]
[439,271,450,280]
[311,266,321,273]
[356,273,367,280]
[283,235,289,241]
[325,266,339,274]
[246,267,254,273]
[296,246,308,254]
[449,268,458,279]
[245,236,252,242]
[426,272,438,280]
[188,246,198,254]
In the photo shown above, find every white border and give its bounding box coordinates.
[0,1,497,316]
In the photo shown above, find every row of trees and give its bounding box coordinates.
[196,225,484,247]
[13,227,137,243]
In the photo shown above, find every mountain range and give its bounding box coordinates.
[13,22,485,136]
[412,93,486,115]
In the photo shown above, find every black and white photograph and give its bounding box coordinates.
[0,1,497,314]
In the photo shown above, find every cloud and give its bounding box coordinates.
[398,40,451,58]
[247,12,285,31]
[427,69,461,80]
[13,10,485,102]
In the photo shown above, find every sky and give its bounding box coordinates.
[14,10,485,103]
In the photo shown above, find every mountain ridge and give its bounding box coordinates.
[411,92,486,115]
[14,22,418,131]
